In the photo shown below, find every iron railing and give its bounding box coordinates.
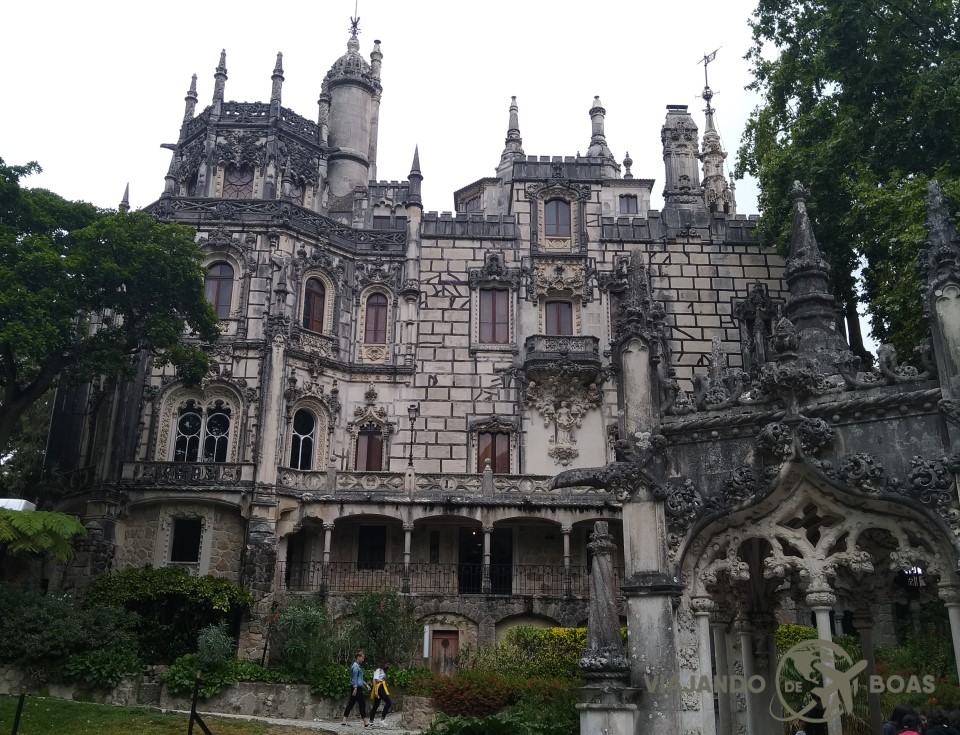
[276,561,623,597]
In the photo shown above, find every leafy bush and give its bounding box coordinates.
[425,711,542,735]
[161,654,293,699]
[431,671,518,717]
[306,661,351,698]
[196,622,234,671]
[0,584,140,687]
[775,623,818,655]
[392,667,436,694]
[340,591,422,667]
[83,566,253,662]
[270,597,338,680]
[461,626,612,681]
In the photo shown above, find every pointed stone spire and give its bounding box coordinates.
[783,182,848,365]
[182,74,198,124]
[499,96,524,165]
[623,152,633,180]
[271,52,284,104]
[407,145,423,208]
[919,180,960,304]
[119,183,130,212]
[697,84,736,215]
[213,49,227,104]
[661,105,704,212]
[586,96,614,160]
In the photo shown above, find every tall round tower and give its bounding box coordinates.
[321,32,382,209]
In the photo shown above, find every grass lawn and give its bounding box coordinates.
[0,695,337,735]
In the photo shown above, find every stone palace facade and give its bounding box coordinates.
[44,29,960,735]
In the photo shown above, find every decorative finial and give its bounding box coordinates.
[699,48,720,115]
[790,180,809,203]
[623,151,633,180]
[273,52,284,76]
[119,183,130,212]
[216,49,227,75]
[350,0,360,36]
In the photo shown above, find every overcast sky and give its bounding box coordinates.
[2,0,763,215]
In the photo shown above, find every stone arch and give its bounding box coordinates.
[357,285,394,363]
[298,268,337,335]
[153,382,245,463]
[281,398,331,472]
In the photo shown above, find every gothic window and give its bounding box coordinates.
[619,195,638,214]
[364,293,389,344]
[289,409,316,470]
[289,180,305,206]
[302,278,326,333]
[205,262,234,319]
[357,525,387,570]
[544,199,571,237]
[355,423,384,471]
[170,518,202,563]
[545,300,574,336]
[465,197,481,212]
[173,399,231,463]
[479,288,510,344]
[477,431,510,473]
[222,165,254,199]
[372,216,392,231]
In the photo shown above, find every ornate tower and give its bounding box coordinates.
[698,84,736,215]
[660,105,704,212]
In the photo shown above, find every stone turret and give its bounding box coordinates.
[270,52,284,113]
[407,146,423,208]
[661,105,704,212]
[182,74,198,124]
[322,31,383,208]
[496,96,525,179]
[212,50,227,117]
[584,96,620,179]
[697,86,736,215]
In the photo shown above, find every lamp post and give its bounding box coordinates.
[407,403,420,467]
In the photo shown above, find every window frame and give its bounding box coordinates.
[289,408,317,470]
[544,199,571,237]
[355,423,385,471]
[478,288,510,345]
[222,165,254,199]
[545,300,574,336]
[205,262,234,319]
[363,292,389,345]
[619,194,639,215]
[477,431,511,473]
[302,278,326,333]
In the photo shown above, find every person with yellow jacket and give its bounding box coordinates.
[369,661,392,727]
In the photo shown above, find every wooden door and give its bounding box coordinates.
[430,630,458,674]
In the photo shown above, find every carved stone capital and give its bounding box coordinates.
[805,590,837,609]
[690,596,715,616]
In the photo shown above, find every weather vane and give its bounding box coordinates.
[349,0,360,36]
[697,48,721,114]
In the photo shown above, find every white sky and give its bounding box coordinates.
[1,0,762,215]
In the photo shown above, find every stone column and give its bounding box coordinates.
[711,618,732,735]
[321,522,334,593]
[853,610,883,735]
[939,585,960,684]
[402,522,414,594]
[562,525,572,597]
[482,526,493,594]
[807,588,842,735]
[734,613,758,735]
[692,597,717,735]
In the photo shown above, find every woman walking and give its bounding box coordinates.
[369,661,392,727]
[341,650,370,728]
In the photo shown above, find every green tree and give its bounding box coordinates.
[736,0,960,359]
[0,507,86,562]
[0,158,220,450]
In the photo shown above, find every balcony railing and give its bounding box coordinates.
[522,334,602,384]
[276,561,622,598]
[120,461,255,487]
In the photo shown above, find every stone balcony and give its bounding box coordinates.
[522,334,603,384]
[120,461,255,487]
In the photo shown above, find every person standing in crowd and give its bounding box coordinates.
[341,650,370,728]
[369,660,392,728]
[926,707,960,735]
[900,713,923,735]
[885,705,917,735]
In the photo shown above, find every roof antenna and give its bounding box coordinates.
[349,0,360,36]
[697,47,721,114]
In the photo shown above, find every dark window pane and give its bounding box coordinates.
[544,199,571,237]
[171,518,202,562]
[545,301,573,336]
[365,294,388,343]
[302,279,326,332]
[290,409,315,470]
[222,166,253,199]
[619,195,638,214]
[479,289,509,344]
[372,216,392,231]
[429,530,440,563]
[356,425,383,470]
[358,525,387,570]
[478,432,510,473]
[205,262,234,319]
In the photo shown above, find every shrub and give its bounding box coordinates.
[271,596,338,679]
[306,661,351,698]
[340,591,422,667]
[431,671,518,717]
[83,566,253,662]
[161,654,293,699]
[196,622,234,671]
[775,623,818,655]
[63,649,141,690]
[424,711,542,735]
[462,626,603,681]
[392,667,437,695]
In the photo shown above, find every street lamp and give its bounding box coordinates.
[407,403,420,467]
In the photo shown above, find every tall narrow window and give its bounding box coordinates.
[545,300,574,336]
[355,424,384,471]
[173,400,231,463]
[357,525,387,570]
[479,288,509,344]
[544,199,571,237]
[205,263,234,319]
[619,194,638,214]
[302,278,326,333]
[222,165,253,199]
[171,518,202,563]
[290,409,316,470]
[477,432,510,473]
[364,293,388,344]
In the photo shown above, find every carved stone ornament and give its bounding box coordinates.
[357,257,403,289]
[580,521,630,675]
[214,131,265,168]
[611,251,667,359]
[468,250,521,290]
[836,453,886,495]
[278,138,320,184]
[733,282,780,376]
[527,259,592,302]
[524,377,602,466]
[918,180,960,311]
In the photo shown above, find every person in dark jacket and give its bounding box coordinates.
[925,707,960,735]
[885,705,917,735]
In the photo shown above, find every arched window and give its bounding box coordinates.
[479,288,510,344]
[477,431,510,473]
[544,199,571,237]
[364,293,389,344]
[205,262,234,319]
[290,409,316,470]
[302,278,326,333]
[355,423,384,471]
[222,165,254,199]
[174,400,232,463]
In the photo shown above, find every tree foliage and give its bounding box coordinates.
[736,0,960,358]
[0,158,220,450]
[0,507,86,561]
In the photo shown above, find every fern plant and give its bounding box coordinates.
[0,508,85,560]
